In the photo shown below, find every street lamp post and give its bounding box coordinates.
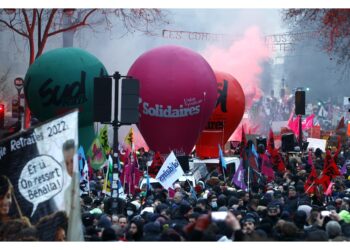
[14,77,24,125]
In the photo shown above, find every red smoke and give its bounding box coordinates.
[202,26,272,140]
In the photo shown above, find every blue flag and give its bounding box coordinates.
[219,144,227,170]
[78,146,90,195]
[251,144,259,159]
[146,174,151,190]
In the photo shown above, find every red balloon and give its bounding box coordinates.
[196,71,245,158]
[127,45,217,155]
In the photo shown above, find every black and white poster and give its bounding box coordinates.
[0,111,83,241]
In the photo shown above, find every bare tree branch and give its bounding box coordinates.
[35,9,58,58]
[0,18,28,37]
[0,66,12,93]
[283,9,350,74]
[21,9,31,33]
[47,9,97,37]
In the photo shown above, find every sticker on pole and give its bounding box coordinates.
[18,155,64,216]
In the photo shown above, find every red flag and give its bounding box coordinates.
[288,113,314,138]
[324,150,340,176]
[304,164,317,194]
[123,152,141,195]
[288,112,299,136]
[268,128,275,153]
[318,150,340,191]
[261,153,275,182]
[120,148,131,186]
[317,174,331,192]
[302,114,315,131]
[287,110,295,129]
[148,152,164,178]
[267,130,286,173]
[336,116,345,131]
[240,125,247,158]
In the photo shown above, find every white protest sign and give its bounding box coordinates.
[19,155,64,216]
[307,138,327,151]
[155,151,184,189]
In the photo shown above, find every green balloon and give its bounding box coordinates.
[24,48,108,127]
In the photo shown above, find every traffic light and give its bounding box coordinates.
[0,104,4,129]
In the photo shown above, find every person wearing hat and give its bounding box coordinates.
[259,202,281,237]
[173,183,182,193]
[241,214,256,235]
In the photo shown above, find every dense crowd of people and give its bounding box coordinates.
[72,141,350,242]
[2,139,350,241]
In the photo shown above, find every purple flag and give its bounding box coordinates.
[341,162,348,175]
[232,159,247,191]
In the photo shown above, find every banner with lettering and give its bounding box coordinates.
[155,151,184,189]
[0,111,83,241]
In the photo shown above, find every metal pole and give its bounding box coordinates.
[222,165,226,184]
[17,89,21,124]
[112,72,121,208]
[112,72,120,159]
[298,114,302,149]
[247,164,250,193]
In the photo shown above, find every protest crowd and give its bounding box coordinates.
[2,94,350,242]
[74,127,350,242]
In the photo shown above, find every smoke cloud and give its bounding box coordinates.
[203,26,271,108]
[202,26,272,140]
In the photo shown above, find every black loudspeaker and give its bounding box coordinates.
[177,155,189,173]
[282,133,297,152]
[295,91,305,115]
[256,137,267,148]
[93,77,112,122]
[120,78,140,124]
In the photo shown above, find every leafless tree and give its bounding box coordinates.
[282,9,350,75]
[0,8,169,127]
[0,66,11,92]
[0,66,13,113]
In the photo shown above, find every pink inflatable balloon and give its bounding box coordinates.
[128,45,217,155]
